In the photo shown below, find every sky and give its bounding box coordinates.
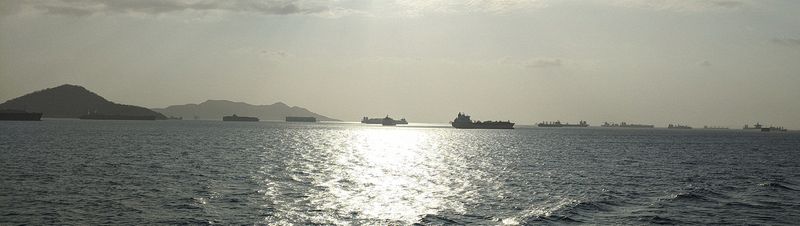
[1,0,799,127]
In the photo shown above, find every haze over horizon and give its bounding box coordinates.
[2,0,799,127]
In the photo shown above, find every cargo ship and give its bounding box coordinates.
[601,122,654,128]
[222,114,259,122]
[381,115,397,126]
[451,112,514,129]
[743,123,763,130]
[761,126,788,132]
[0,109,43,121]
[79,113,156,120]
[668,124,692,129]
[286,116,316,122]
[362,116,407,124]
[702,126,729,130]
[537,120,589,127]
[743,123,787,132]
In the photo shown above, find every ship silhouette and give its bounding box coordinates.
[222,114,259,122]
[0,109,42,121]
[537,120,589,127]
[362,116,407,124]
[451,112,514,129]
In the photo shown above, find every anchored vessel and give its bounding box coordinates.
[761,126,788,132]
[223,114,259,122]
[702,126,729,130]
[286,116,316,122]
[668,124,692,129]
[743,123,787,132]
[451,112,514,129]
[743,123,763,130]
[0,109,42,121]
[381,115,398,126]
[80,113,156,120]
[601,122,654,128]
[537,120,589,127]
[362,116,407,124]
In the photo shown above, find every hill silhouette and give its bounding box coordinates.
[0,84,167,119]
[153,100,338,121]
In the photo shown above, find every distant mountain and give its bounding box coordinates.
[0,84,167,119]
[153,100,338,121]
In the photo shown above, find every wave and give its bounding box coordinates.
[156,218,215,225]
[521,214,580,224]
[723,201,778,210]
[625,215,682,225]
[669,193,710,202]
[568,200,617,213]
[663,188,727,203]
[415,214,461,225]
[758,182,797,191]
[505,198,625,224]
[164,203,202,210]
[414,213,502,225]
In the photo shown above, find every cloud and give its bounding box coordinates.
[526,58,563,69]
[2,0,547,18]
[2,0,332,17]
[231,47,294,60]
[710,0,745,8]
[260,50,290,58]
[390,0,547,17]
[771,38,800,46]
[610,0,750,12]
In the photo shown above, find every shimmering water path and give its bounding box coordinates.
[1,120,799,225]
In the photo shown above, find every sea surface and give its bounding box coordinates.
[1,119,799,225]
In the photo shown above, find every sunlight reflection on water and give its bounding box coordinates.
[322,127,460,223]
[4,121,799,225]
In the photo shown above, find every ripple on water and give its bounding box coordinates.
[758,182,797,191]
[1,121,799,225]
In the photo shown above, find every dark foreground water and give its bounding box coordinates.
[1,120,799,225]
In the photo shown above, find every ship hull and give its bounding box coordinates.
[452,122,514,129]
[286,116,316,122]
[79,114,156,120]
[761,127,787,132]
[537,124,561,127]
[601,125,654,128]
[362,118,407,124]
[0,112,43,121]
[537,124,589,127]
[223,116,259,122]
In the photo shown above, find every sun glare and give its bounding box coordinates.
[323,127,447,222]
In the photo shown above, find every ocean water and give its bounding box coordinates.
[1,120,799,225]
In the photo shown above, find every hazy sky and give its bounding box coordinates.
[1,0,799,127]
